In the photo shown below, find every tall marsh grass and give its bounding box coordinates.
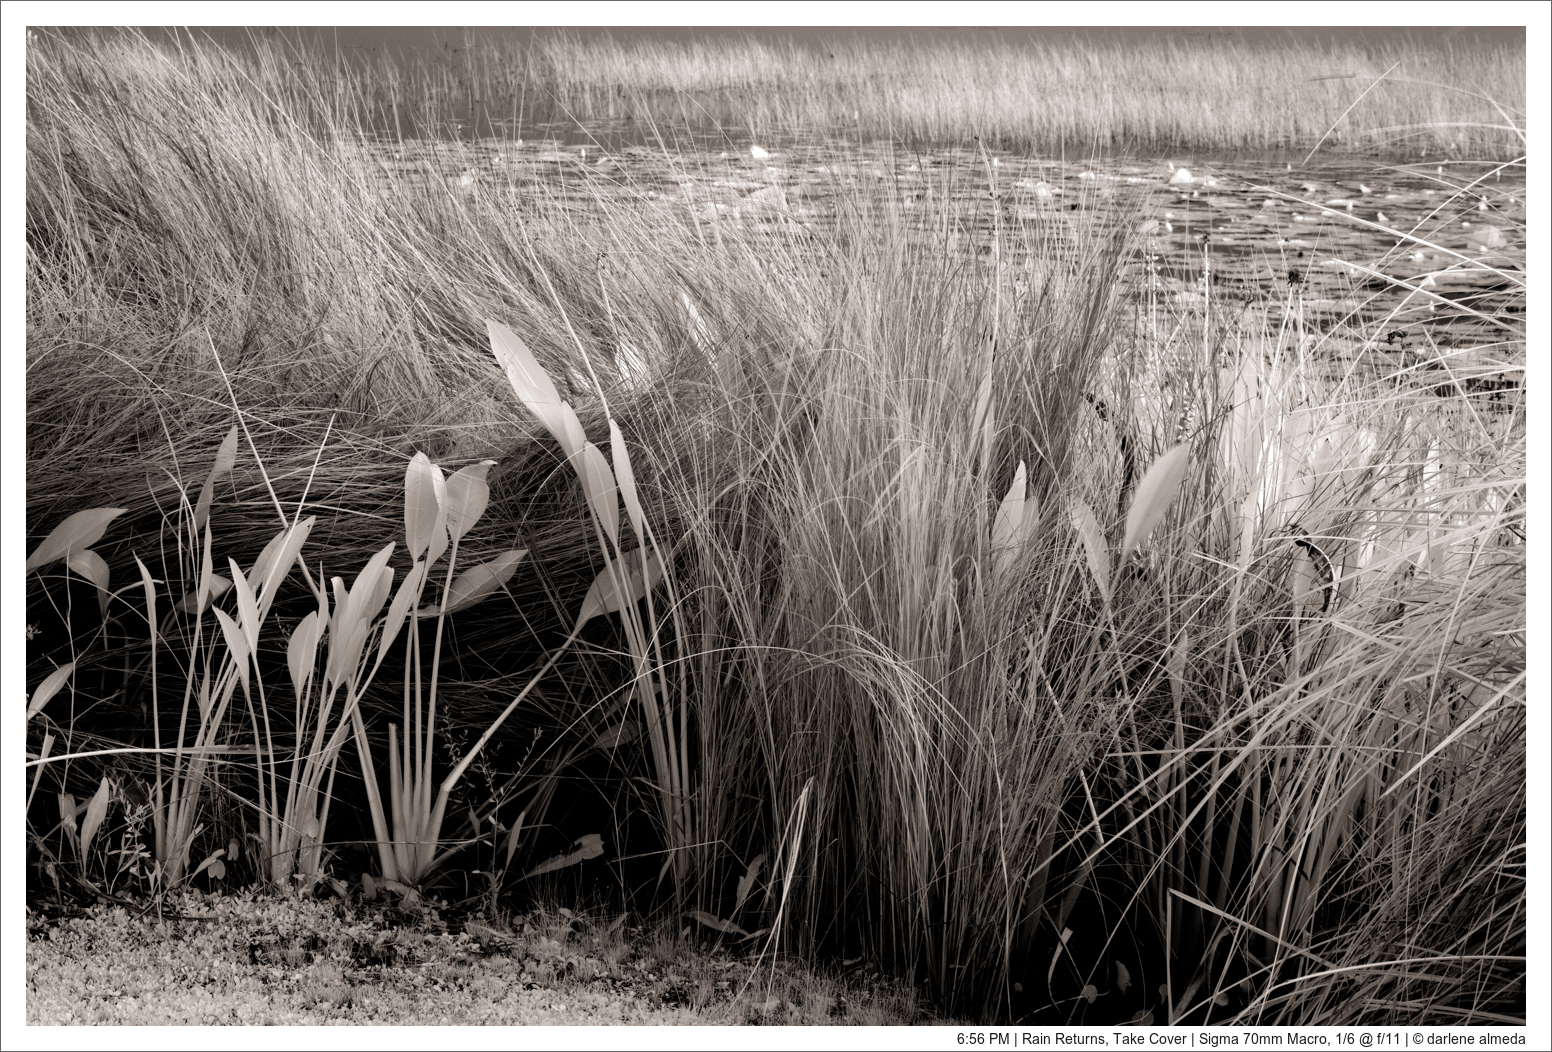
[23,31,1525,1025]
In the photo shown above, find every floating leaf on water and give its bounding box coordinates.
[27,508,127,572]
[1115,960,1132,993]
[1129,1010,1154,1026]
[1082,984,1098,1004]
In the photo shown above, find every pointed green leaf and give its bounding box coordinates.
[247,517,314,617]
[590,720,640,752]
[421,550,526,617]
[579,442,620,547]
[213,607,251,696]
[1069,499,1110,603]
[27,509,126,572]
[404,453,447,563]
[227,558,261,651]
[176,573,232,614]
[444,460,496,544]
[287,611,322,701]
[574,549,666,632]
[503,809,528,870]
[488,319,584,460]
[1121,443,1191,564]
[65,549,112,620]
[522,833,603,879]
[377,559,426,662]
[992,461,1027,578]
[192,425,240,532]
[734,853,765,914]
[686,910,750,936]
[28,661,77,722]
[609,419,646,541]
[79,776,112,859]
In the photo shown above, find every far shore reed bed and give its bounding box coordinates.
[25,28,1525,1026]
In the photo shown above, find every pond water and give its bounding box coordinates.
[354,122,1525,391]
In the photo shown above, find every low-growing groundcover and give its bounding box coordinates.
[25,889,948,1026]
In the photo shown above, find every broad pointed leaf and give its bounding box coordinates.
[58,793,79,843]
[610,419,646,541]
[488,320,583,460]
[65,549,112,620]
[686,910,750,936]
[192,425,239,532]
[992,461,1027,578]
[503,809,528,869]
[1019,492,1043,550]
[1069,500,1111,603]
[574,549,666,632]
[444,461,496,544]
[378,560,427,660]
[27,509,126,572]
[213,607,251,696]
[28,661,76,722]
[734,853,765,913]
[287,611,322,701]
[227,558,261,652]
[579,442,620,547]
[590,720,640,752]
[404,453,447,563]
[79,776,112,859]
[247,517,314,617]
[1121,443,1191,564]
[176,573,232,614]
[522,833,603,879]
[421,549,526,617]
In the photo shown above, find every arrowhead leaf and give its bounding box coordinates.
[1069,500,1111,604]
[192,425,240,532]
[28,661,77,722]
[1121,443,1191,564]
[443,461,496,544]
[27,509,126,572]
[574,548,665,632]
[488,320,585,460]
[992,461,1027,578]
